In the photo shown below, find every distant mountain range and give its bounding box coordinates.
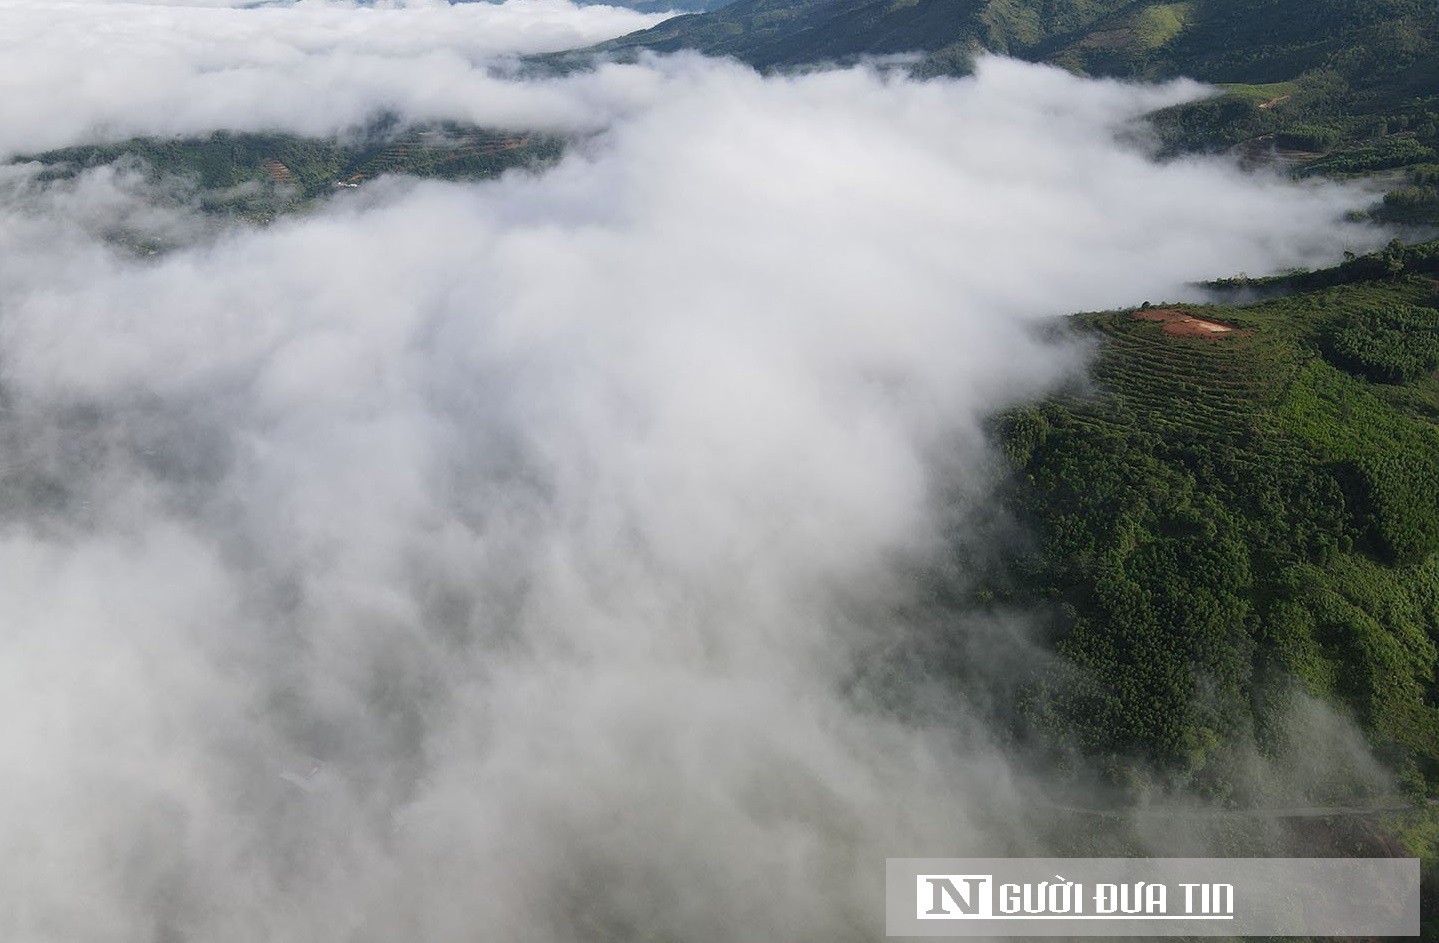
[598,0,1437,84]
[596,0,1439,212]
[596,0,1134,71]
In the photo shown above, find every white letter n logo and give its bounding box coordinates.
[916,875,993,919]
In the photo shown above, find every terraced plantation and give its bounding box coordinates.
[344,130,557,185]
[1080,307,1275,439]
[992,252,1439,820]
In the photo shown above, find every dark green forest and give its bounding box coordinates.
[995,255,1439,771]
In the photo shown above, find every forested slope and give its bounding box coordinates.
[990,241,1439,805]
[17,124,562,228]
[594,0,1136,69]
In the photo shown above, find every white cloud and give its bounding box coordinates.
[0,0,669,155]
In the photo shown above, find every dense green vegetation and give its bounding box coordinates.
[600,0,1436,83]
[1137,2,1439,219]
[17,123,562,222]
[591,0,1136,70]
[987,245,1439,804]
[1320,302,1439,386]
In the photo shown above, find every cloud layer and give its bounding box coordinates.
[0,3,1394,939]
[0,0,669,155]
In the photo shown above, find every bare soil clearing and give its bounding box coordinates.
[1131,308,1242,338]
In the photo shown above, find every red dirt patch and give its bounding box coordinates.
[1131,308,1241,338]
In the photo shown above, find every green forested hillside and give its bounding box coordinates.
[19,124,562,223]
[603,0,1437,82]
[1136,2,1439,216]
[991,241,1439,804]
[594,0,1136,69]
